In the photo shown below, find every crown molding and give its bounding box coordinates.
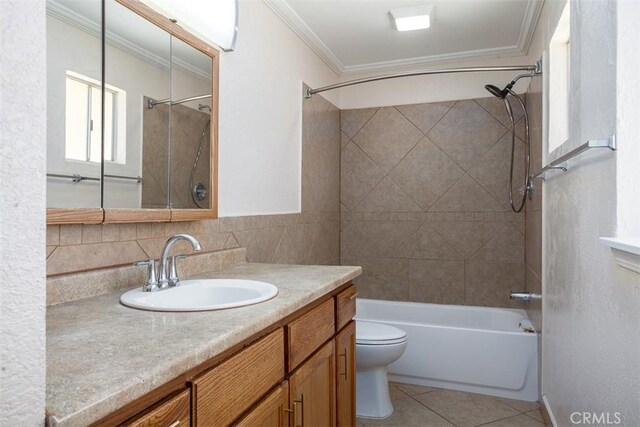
[47,0,211,80]
[263,0,544,76]
[263,0,344,74]
[517,0,545,55]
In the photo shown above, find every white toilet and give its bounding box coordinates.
[355,321,408,419]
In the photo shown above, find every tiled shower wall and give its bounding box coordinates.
[340,98,527,308]
[46,89,340,277]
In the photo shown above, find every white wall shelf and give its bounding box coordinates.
[600,237,640,273]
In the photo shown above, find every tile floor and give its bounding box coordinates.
[357,383,545,427]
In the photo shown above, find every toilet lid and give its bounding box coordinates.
[356,321,407,345]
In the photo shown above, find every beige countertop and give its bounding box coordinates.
[46,262,361,426]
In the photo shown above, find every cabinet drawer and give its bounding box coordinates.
[193,329,285,426]
[287,298,335,371]
[124,389,190,427]
[335,285,357,331]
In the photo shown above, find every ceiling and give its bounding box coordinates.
[264,0,543,75]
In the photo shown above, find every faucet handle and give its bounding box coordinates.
[134,259,158,292]
[168,255,187,287]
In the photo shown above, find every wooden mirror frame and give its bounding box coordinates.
[47,0,219,225]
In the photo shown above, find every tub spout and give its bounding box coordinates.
[510,291,541,302]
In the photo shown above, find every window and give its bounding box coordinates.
[548,2,570,153]
[65,71,126,163]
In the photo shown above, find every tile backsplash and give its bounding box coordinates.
[340,98,526,308]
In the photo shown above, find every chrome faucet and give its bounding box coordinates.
[158,234,202,288]
[134,233,202,292]
[510,291,541,302]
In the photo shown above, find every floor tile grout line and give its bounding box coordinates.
[400,389,461,426]
[473,411,543,427]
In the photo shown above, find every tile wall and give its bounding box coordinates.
[340,98,527,307]
[46,89,340,277]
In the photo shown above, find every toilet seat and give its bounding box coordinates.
[356,321,407,346]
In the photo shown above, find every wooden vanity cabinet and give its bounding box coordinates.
[289,340,336,427]
[335,321,356,427]
[102,283,357,427]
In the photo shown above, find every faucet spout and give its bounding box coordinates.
[158,233,202,288]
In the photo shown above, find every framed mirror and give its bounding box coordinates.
[46,0,218,224]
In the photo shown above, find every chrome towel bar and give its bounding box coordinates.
[531,136,616,181]
[47,173,143,183]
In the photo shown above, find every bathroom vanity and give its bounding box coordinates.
[46,262,360,426]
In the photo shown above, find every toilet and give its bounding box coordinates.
[355,321,408,419]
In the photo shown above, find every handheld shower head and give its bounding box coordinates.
[484,84,508,99]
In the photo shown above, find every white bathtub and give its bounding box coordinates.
[356,299,539,402]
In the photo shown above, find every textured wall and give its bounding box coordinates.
[528,0,640,425]
[340,98,526,307]
[46,91,340,277]
[0,0,47,424]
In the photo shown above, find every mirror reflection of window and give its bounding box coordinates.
[65,72,126,164]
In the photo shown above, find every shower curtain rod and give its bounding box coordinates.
[304,61,543,98]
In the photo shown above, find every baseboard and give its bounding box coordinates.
[541,395,558,426]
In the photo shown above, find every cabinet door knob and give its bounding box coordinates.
[168,421,180,427]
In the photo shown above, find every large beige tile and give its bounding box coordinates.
[390,138,465,210]
[341,142,386,210]
[308,220,340,264]
[428,100,507,171]
[356,258,410,301]
[363,387,453,427]
[467,132,526,211]
[341,107,379,139]
[465,261,525,307]
[47,226,60,246]
[354,107,423,173]
[355,220,424,257]
[59,224,82,245]
[409,260,465,304]
[355,177,422,212]
[433,221,504,259]
[525,410,544,422]
[82,224,102,244]
[481,413,544,426]
[396,101,455,134]
[472,223,524,263]
[429,175,504,212]
[416,390,519,427]
[340,222,383,261]
[396,223,461,260]
[233,226,285,263]
[498,398,540,413]
[475,97,524,128]
[341,130,351,148]
[47,241,148,275]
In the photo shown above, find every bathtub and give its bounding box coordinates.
[356,299,539,402]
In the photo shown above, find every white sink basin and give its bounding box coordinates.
[120,279,278,312]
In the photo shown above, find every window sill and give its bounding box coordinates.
[600,237,640,273]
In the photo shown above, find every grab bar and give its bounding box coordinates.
[531,136,616,181]
[510,291,541,302]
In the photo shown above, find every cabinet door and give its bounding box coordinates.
[124,389,190,427]
[235,381,290,427]
[335,321,356,427]
[289,341,336,427]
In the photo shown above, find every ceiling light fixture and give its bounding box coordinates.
[389,5,435,32]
